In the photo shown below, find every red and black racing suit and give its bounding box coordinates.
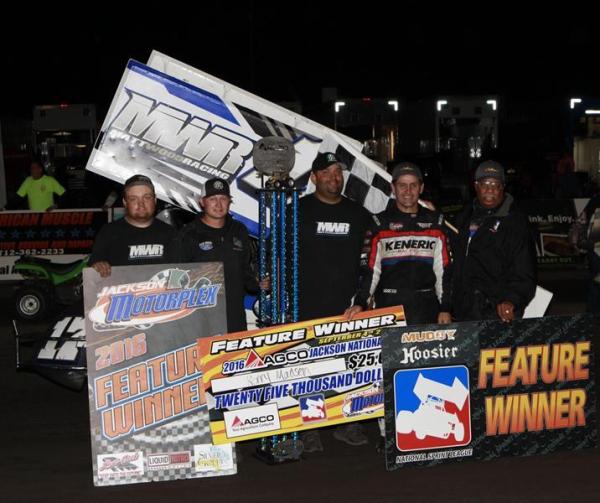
[354,205,452,324]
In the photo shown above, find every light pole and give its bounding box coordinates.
[334,101,345,130]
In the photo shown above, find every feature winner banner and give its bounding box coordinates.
[87,51,393,236]
[381,314,597,470]
[199,306,405,444]
[84,263,236,486]
[0,209,108,280]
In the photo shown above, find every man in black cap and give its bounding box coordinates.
[169,177,260,333]
[451,160,536,322]
[298,152,372,321]
[89,174,176,277]
[296,151,372,450]
[346,162,452,325]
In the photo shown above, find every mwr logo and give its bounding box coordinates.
[111,90,254,180]
[316,221,350,236]
[97,451,144,478]
[147,451,191,471]
[223,404,280,438]
[128,244,164,259]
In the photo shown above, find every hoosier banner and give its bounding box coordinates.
[199,306,405,444]
[381,314,598,470]
[84,263,236,486]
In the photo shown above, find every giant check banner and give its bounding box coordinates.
[84,263,236,486]
[381,314,598,470]
[199,307,405,444]
[86,51,392,236]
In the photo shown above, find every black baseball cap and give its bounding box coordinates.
[391,162,423,182]
[475,161,505,184]
[203,178,230,198]
[311,152,347,172]
[124,174,155,192]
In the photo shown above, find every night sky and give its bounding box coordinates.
[1,3,598,118]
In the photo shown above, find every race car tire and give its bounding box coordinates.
[15,287,51,321]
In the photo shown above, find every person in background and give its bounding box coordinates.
[16,159,65,211]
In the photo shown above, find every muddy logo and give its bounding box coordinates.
[89,268,221,331]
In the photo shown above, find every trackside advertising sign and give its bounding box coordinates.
[381,314,598,470]
[84,263,236,486]
[199,306,405,444]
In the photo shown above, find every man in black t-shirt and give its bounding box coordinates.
[297,152,372,451]
[89,175,176,276]
[298,152,371,321]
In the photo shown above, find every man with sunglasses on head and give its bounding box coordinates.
[451,161,536,322]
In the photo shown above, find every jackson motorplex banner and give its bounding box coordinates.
[83,263,236,486]
[86,50,393,236]
[199,307,405,444]
[380,314,598,470]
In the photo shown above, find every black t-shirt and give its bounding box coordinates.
[297,194,371,321]
[89,218,177,267]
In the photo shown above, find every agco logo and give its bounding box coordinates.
[231,414,275,429]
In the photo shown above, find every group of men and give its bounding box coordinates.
[87,152,537,453]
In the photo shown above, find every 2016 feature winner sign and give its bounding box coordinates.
[381,315,597,470]
[199,307,405,444]
[84,263,236,486]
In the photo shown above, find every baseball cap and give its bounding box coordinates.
[475,161,505,184]
[124,174,155,192]
[391,162,423,182]
[311,152,347,172]
[203,178,230,198]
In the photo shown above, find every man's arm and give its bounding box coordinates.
[345,215,381,319]
[88,225,113,277]
[16,178,29,200]
[434,215,453,324]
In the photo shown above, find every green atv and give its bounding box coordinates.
[13,255,89,321]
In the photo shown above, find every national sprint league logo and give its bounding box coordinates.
[394,365,471,452]
[299,393,327,423]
